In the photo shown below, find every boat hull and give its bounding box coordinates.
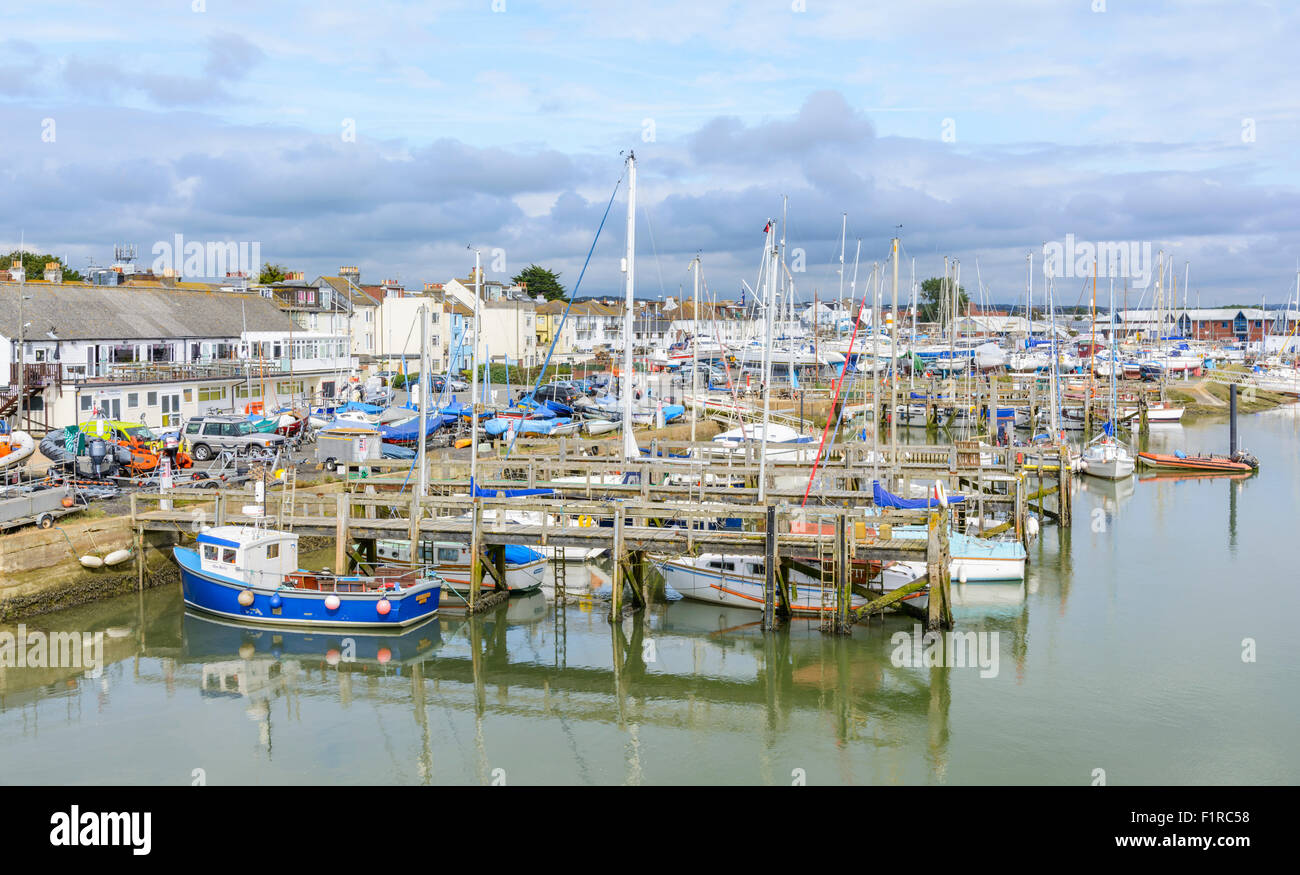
[659,559,866,615]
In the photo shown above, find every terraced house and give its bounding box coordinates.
[0,278,355,433]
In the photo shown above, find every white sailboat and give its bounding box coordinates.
[1081,273,1135,480]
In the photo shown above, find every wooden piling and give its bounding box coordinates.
[762,505,778,630]
[610,503,625,617]
[334,493,347,572]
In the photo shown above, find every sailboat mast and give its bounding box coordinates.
[469,249,482,489]
[690,254,700,445]
[890,236,899,475]
[621,152,638,458]
[757,220,778,502]
[417,302,429,498]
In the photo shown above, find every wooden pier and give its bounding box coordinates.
[129,485,959,632]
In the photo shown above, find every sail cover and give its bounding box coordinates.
[872,480,965,509]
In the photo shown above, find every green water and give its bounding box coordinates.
[2,410,1297,785]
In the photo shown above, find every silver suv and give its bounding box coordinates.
[183,414,286,461]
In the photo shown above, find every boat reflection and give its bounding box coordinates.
[182,610,446,667]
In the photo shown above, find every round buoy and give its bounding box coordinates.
[239,642,256,659]
[79,555,104,569]
[61,497,74,508]
[237,589,255,607]
[269,594,282,609]
[1027,518,1040,537]
[376,599,392,616]
[325,648,341,666]
[324,594,341,611]
[958,565,968,584]
[376,647,392,665]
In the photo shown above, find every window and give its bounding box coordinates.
[203,545,217,561]
[436,547,461,562]
[80,396,92,412]
[147,392,158,407]
[198,386,225,402]
[203,422,223,436]
[267,543,280,559]
[221,548,236,564]
[185,422,200,435]
[184,388,193,402]
[127,393,138,408]
[707,560,736,572]
[276,380,304,395]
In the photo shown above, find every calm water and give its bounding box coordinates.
[2,409,1298,785]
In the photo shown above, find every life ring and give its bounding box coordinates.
[933,480,948,508]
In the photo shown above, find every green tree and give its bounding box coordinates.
[6,251,83,282]
[512,264,567,301]
[919,277,969,322]
[258,262,289,284]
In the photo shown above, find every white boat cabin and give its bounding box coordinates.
[197,526,300,586]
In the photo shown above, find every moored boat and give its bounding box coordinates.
[1136,451,1257,473]
[175,525,442,628]
[656,553,868,615]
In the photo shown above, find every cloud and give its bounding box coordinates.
[0,1,1297,303]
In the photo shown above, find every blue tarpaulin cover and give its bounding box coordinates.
[872,480,965,509]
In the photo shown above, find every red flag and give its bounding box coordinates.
[762,221,772,233]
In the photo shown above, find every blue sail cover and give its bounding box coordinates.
[872,480,965,509]
[469,478,555,498]
[337,401,385,415]
[378,413,456,443]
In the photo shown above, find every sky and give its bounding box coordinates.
[2,0,1298,307]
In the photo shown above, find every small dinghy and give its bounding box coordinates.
[1136,450,1257,473]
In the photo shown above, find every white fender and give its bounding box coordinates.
[103,549,132,566]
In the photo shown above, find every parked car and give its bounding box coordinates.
[183,414,287,461]
[436,374,469,392]
[522,384,583,408]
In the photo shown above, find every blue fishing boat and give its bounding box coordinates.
[174,524,442,628]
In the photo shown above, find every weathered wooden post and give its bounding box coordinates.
[610,503,625,617]
[469,501,483,610]
[1058,445,1072,527]
[334,492,348,573]
[835,512,851,634]
[926,510,953,630]
[762,504,778,630]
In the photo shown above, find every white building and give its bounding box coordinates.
[1,280,354,432]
